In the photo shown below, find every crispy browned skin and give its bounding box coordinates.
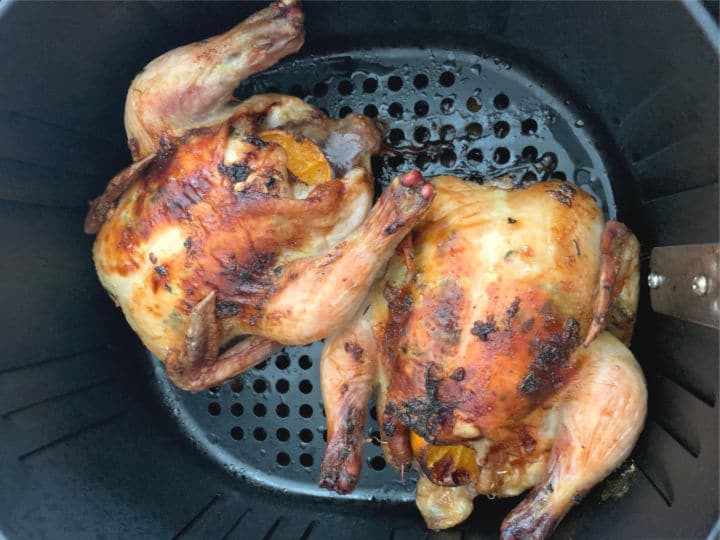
[319,175,646,539]
[86,1,438,391]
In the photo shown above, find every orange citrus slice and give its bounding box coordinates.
[410,431,479,486]
[259,130,332,185]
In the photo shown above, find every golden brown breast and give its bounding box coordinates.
[381,177,605,443]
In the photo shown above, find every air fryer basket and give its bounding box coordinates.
[0,2,717,539]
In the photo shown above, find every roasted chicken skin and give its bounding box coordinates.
[319,175,646,539]
[84,1,435,391]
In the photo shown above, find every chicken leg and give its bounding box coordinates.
[500,331,647,539]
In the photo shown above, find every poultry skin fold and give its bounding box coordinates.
[84,1,435,390]
[319,175,646,539]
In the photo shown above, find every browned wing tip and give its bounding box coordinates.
[83,153,156,235]
[272,0,303,18]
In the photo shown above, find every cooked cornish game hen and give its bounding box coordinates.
[84,0,435,391]
[319,174,647,539]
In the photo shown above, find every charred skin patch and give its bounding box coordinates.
[384,219,405,235]
[151,264,170,293]
[215,299,241,318]
[246,135,268,147]
[343,341,364,362]
[450,367,465,381]
[518,316,581,397]
[217,250,276,296]
[427,281,464,344]
[519,317,536,333]
[471,315,497,341]
[546,186,574,207]
[181,247,276,318]
[392,362,457,443]
[218,162,250,184]
[504,297,521,329]
[383,285,414,359]
[519,372,541,394]
[319,405,365,494]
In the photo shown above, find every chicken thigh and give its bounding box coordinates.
[319,175,646,539]
[84,1,435,391]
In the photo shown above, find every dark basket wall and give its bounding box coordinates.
[0,2,717,539]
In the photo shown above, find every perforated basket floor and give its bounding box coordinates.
[152,47,619,502]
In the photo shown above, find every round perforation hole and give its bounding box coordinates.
[370,430,381,446]
[388,102,403,118]
[494,147,511,164]
[439,71,455,87]
[253,403,267,417]
[299,404,313,418]
[440,125,456,141]
[275,354,290,370]
[388,76,403,91]
[312,82,328,97]
[338,106,352,118]
[466,96,481,112]
[522,172,538,183]
[276,427,290,442]
[300,453,314,467]
[362,78,378,93]
[338,80,354,95]
[554,171,568,180]
[231,403,244,417]
[208,402,221,416]
[276,452,290,466]
[253,379,267,393]
[276,403,290,418]
[413,73,429,89]
[299,380,313,394]
[299,428,314,443]
[493,121,510,138]
[493,93,510,109]
[465,122,483,139]
[522,146,538,161]
[468,148,484,162]
[255,359,268,370]
[276,379,289,393]
[231,427,244,440]
[387,128,405,146]
[440,98,454,114]
[441,150,457,167]
[289,84,307,98]
[387,155,404,169]
[230,378,243,393]
[521,118,538,135]
[369,455,386,471]
[208,386,220,396]
[414,100,429,117]
[299,355,313,370]
[254,427,267,441]
[363,104,379,118]
[415,152,430,170]
[414,126,430,144]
